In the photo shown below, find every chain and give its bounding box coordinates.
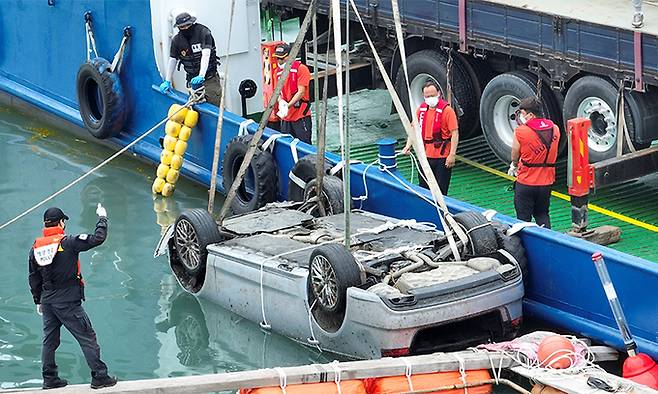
[446,47,453,103]
[535,74,543,101]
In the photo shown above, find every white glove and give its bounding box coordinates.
[276,99,289,119]
[36,304,43,316]
[507,162,518,177]
[96,203,107,218]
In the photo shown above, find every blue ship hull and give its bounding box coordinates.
[1,0,657,360]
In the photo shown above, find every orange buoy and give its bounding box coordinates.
[240,380,366,394]
[366,370,492,394]
[537,335,575,369]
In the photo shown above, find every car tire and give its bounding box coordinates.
[307,244,361,333]
[452,211,498,256]
[491,221,528,284]
[302,175,345,216]
[288,154,333,202]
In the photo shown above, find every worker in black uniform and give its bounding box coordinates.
[159,12,222,106]
[28,205,117,390]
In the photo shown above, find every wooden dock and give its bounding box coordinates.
[2,346,655,394]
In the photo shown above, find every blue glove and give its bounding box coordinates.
[190,75,205,89]
[159,80,172,93]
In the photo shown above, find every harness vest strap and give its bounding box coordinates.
[520,123,556,168]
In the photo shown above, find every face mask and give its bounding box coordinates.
[180,27,193,38]
[424,96,439,107]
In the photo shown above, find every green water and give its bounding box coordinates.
[0,107,329,389]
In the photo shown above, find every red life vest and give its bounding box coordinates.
[277,60,310,118]
[516,118,560,186]
[419,99,450,156]
[32,227,84,287]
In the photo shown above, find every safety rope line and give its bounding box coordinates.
[274,367,287,394]
[331,361,343,394]
[306,298,322,351]
[238,119,256,137]
[453,353,469,394]
[84,14,99,62]
[455,154,658,233]
[0,90,205,231]
[402,358,415,392]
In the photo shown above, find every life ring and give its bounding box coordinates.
[222,135,278,214]
[76,57,127,139]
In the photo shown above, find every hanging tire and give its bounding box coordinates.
[452,211,498,256]
[222,135,278,214]
[170,209,223,294]
[563,76,652,163]
[394,49,480,140]
[307,244,362,333]
[479,71,564,163]
[302,175,345,217]
[288,154,332,202]
[491,221,528,284]
[75,57,127,139]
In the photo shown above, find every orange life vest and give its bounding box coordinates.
[32,227,84,287]
[419,100,451,157]
[516,118,560,186]
[277,60,310,118]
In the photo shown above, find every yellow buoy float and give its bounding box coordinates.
[152,104,197,197]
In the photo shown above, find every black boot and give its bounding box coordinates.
[42,377,68,389]
[90,375,118,389]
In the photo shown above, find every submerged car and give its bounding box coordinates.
[156,203,526,359]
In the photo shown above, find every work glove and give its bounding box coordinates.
[159,80,172,94]
[96,203,107,218]
[276,99,289,119]
[36,304,42,316]
[190,75,205,89]
[507,162,518,177]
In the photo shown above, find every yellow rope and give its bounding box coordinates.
[455,155,658,233]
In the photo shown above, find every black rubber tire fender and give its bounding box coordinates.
[452,211,498,256]
[288,154,332,202]
[171,209,223,293]
[394,49,480,140]
[303,175,345,216]
[479,71,564,164]
[563,76,651,163]
[307,243,362,333]
[75,57,127,139]
[222,135,278,214]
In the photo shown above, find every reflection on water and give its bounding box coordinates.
[0,106,328,389]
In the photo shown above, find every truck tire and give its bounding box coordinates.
[171,209,223,293]
[563,76,652,162]
[222,135,278,214]
[480,71,564,163]
[452,211,498,256]
[307,244,362,333]
[394,49,480,140]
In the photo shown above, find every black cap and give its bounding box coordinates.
[175,12,196,28]
[43,207,69,224]
[272,43,291,59]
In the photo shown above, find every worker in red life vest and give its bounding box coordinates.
[402,81,459,195]
[509,97,560,228]
[272,43,312,144]
[28,205,118,389]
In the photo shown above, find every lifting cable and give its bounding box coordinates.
[207,0,237,214]
[0,90,205,231]
[381,0,467,258]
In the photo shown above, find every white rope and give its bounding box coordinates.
[306,299,322,351]
[482,209,498,221]
[402,358,414,392]
[453,353,469,394]
[0,89,204,231]
[110,34,129,73]
[262,132,293,152]
[238,118,256,136]
[259,253,271,330]
[331,360,343,394]
[274,367,287,394]
[329,159,363,176]
[507,221,539,236]
[85,19,99,61]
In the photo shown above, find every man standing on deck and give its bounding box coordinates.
[402,81,459,195]
[159,12,222,106]
[508,97,560,228]
[272,43,313,144]
[28,205,118,390]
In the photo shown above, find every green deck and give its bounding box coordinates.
[345,137,658,263]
